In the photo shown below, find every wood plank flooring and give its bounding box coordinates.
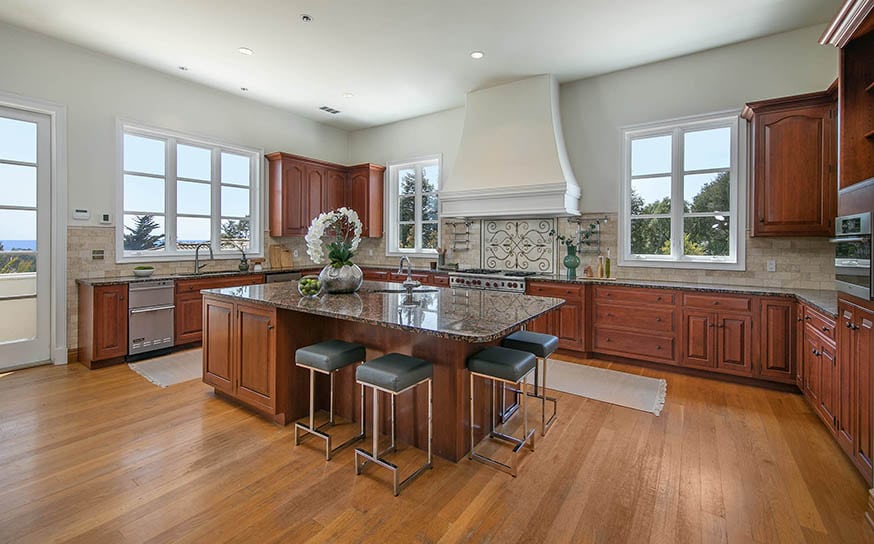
[1,356,873,543]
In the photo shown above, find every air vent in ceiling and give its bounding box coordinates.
[319,105,341,115]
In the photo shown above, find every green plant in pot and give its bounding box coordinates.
[306,207,363,294]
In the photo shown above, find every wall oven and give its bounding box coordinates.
[833,212,872,300]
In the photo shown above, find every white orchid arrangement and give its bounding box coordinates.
[305,207,363,267]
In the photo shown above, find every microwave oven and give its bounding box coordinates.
[833,212,872,300]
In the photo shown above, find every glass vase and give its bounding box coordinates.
[318,263,363,294]
[563,246,581,280]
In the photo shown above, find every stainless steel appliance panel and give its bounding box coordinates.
[833,212,872,300]
[128,279,176,357]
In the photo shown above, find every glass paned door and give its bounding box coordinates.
[0,106,51,369]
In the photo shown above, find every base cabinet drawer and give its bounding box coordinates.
[593,327,676,364]
[594,286,675,306]
[594,302,676,334]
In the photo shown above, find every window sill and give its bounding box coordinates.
[116,252,263,265]
[384,249,439,260]
[619,257,745,272]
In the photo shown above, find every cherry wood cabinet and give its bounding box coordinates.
[591,285,677,364]
[743,88,837,236]
[347,164,386,238]
[680,294,755,377]
[77,283,129,368]
[526,282,586,352]
[174,274,265,346]
[758,298,797,383]
[202,297,289,423]
[837,296,874,482]
[266,152,384,238]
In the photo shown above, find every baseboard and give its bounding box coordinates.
[866,489,874,530]
[67,348,78,363]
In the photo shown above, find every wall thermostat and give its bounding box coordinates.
[99,213,112,224]
[72,209,90,221]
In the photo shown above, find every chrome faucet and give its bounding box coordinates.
[398,256,421,303]
[194,242,214,274]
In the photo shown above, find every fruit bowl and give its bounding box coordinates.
[297,275,323,298]
[132,266,155,277]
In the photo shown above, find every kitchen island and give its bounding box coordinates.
[200,280,564,461]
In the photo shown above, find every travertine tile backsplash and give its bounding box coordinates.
[65,216,834,351]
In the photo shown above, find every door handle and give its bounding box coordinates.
[130,304,175,314]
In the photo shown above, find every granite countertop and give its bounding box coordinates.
[528,274,840,317]
[75,267,310,286]
[203,281,565,343]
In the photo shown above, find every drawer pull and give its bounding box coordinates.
[656,296,662,301]
[606,337,611,342]
[712,301,719,305]
[821,326,830,332]
[656,345,662,350]
[607,313,614,318]
[655,317,662,322]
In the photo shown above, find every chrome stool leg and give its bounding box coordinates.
[468,369,535,477]
[354,379,434,496]
[294,362,366,460]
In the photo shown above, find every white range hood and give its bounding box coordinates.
[441,74,581,218]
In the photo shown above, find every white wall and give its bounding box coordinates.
[349,107,464,173]
[562,24,837,212]
[349,24,837,213]
[0,21,349,227]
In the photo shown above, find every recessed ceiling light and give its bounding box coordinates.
[470,50,485,60]
[178,66,189,71]
[240,87,249,92]
[300,14,313,23]
[343,92,354,98]
[238,47,254,56]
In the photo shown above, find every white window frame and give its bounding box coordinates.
[619,110,746,271]
[115,120,263,263]
[385,154,441,258]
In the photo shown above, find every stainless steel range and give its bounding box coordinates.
[448,268,539,293]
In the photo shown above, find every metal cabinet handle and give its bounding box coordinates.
[655,317,662,322]
[846,321,853,328]
[805,316,812,321]
[822,326,830,332]
[267,324,274,330]
[712,301,719,305]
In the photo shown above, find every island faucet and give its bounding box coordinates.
[194,242,214,274]
[398,256,421,302]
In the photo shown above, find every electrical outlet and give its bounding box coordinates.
[766,260,776,272]
[293,249,299,257]
[368,249,373,256]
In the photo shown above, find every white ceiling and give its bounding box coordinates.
[0,0,841,130]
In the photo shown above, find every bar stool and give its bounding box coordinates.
[502,330,559,436]
[354,353,433,496]
[294,340,367,460]
[468,346,536,477]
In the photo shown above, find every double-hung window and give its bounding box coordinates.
[386,155,441,257]
[619,112,745,270]
[117,122,262,262]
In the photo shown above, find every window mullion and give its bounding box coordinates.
[415,165,422,252]
[211,147,221,252]
[166,138,177,254]
[671,128,683,259]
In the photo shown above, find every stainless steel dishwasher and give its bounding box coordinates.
[128,279,175,359]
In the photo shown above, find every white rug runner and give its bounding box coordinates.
[545,358,667,416]
[129,348,202,388]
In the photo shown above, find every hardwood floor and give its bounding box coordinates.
[1,356,873,543]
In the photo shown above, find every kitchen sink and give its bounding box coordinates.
[371,288,439,294]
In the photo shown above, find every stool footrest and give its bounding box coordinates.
[294,421,365,460]
[354,447,433,497]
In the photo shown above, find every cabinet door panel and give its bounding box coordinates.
[305,165,325,226]
[855,309,873,476]
[527,310,553,335]
[236,304,275,411]
[175,293,203,345]
[819,342,838,431]
[325,169,346,211]
[281,160,306,236]
[93,285,128,360]
[683,311,716,368]
[803,333,821,404]
[752,103,835,236]
[718,314,753,375]
[556,300,584,351]
[203,299,234,394]
[759,299,795,381]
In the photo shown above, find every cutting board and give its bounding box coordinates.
[268,245,294,269]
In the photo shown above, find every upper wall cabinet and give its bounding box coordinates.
[266,153,385,238]
[742,87,837,237]
[821,0,874,191]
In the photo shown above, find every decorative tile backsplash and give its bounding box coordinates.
[482,219,556,273]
